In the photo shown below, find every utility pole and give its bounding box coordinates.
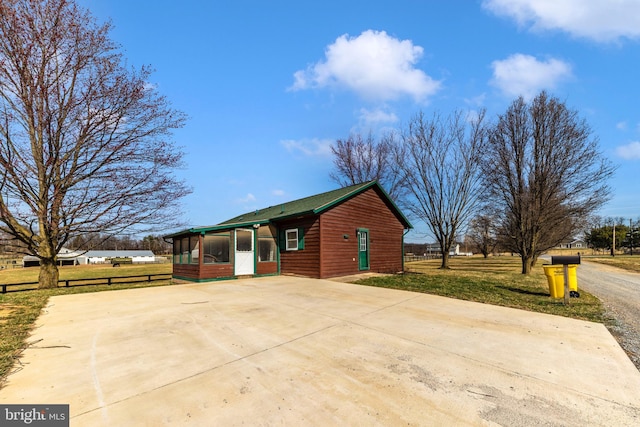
[631,218,635,256]
[611,222,616,257]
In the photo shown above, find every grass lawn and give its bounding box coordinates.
[583,255,640,273]
[0,263,173,385]
[355,256,606,323]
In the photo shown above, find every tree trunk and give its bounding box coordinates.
[440,252,450,269]
[520,256,534,274]
[38,258,59,289]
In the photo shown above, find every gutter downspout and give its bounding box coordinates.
[402,228,411,273]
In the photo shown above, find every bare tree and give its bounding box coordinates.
[330,131,405,200]
[0,0,189,288]
[467,215,498,258]
[399,110,488,269]
[483,91,615,274]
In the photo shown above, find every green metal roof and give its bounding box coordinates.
[165,181,411,237]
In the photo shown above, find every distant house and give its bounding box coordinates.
[22,249,156,267]
[165,181,412,282]
[557,239,586,250]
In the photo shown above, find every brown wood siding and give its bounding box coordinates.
[278,216,321,278]
[173,263,234,280]
[172,263,199,280]
[319,187,405,278]
[200,263,234,279]
[256,261,278,275]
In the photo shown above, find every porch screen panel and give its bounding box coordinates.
[173,239,180,264]
[181,237,189,264]
[258,225,276,262]
[190,236,200,264]
[203,233,230,264]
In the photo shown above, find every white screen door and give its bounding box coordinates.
[235,229,254,275]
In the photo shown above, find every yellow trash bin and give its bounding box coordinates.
[542,264,578,298]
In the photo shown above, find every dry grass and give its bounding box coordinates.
[355,255,605,323]
[584,255,640,273]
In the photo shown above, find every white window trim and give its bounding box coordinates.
[285,228,299,251]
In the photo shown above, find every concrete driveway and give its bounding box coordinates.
[1,276,639,425]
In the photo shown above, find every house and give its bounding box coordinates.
[165,181,412,282]
[22,249,156,267]
[557,239,586,250]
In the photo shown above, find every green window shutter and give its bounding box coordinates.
[278,229,286,251]
[298,227,305,250]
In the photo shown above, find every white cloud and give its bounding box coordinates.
[490,53,572,100]
[616,121,628,130]
[482,0,640,42]
[615,141,640,160]
[289,30,441,102]
[358,108,399,127]
[281,138,333,157]
[272,189,285,197]
[234,193,256,204]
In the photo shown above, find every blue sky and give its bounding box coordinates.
[80,0,640,241]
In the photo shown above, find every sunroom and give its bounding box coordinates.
[170,222,280,281]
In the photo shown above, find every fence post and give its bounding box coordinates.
[66,280,70,287]
[1,284,6,294]
[108,277,111,286]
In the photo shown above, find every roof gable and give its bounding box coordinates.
[221,181,377,224]
[167,181,411,236]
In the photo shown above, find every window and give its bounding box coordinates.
[204,233,230,264]
[190,236,200,264]
[282,227,304,251]
[258,225,276,262]
[236,229,253,252]
[359,231,367,251]
[286,229,298,251]
[181,237,189,264]
[173,239,181,264]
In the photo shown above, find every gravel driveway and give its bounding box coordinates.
[577,261,640,370]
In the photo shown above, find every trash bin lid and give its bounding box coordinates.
[551,255,581,265]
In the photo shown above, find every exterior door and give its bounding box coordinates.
[358,229,369,271]
[235,229,254,275]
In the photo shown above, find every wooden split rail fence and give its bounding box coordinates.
[1,273,173,294]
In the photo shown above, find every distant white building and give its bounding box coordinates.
[23,249,156,267]
[83,250,156,264]
[448,244,473,257]
[23,247,85,267]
